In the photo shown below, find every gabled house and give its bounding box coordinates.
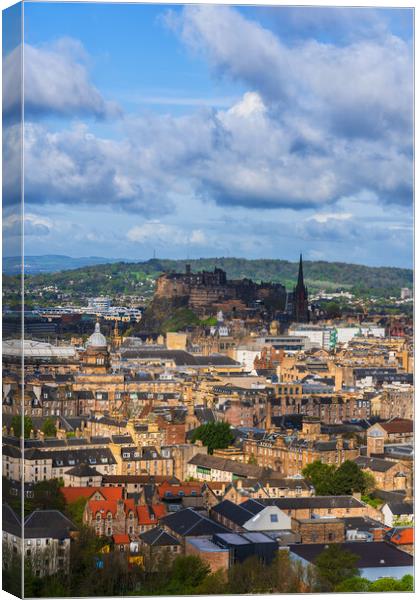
[381,501,414,527]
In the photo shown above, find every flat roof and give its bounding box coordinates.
[187,538,228,553]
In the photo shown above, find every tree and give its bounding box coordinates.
[190,422,234,454]
[303,460,375,496]
[66,497,88,528]
[228,556,273,594]
[11,415,33,439]
[25,479,66,514]
[302,461,336,495]
[164,555,211,594]
[335,577,371,592]
[370,576,414,592]
[41,418,57,437]
[315,544,359,590]
[324,301,341,317]
[333,460,367,495]
[195,569,226,595]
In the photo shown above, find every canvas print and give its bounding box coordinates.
[2,1,414,597]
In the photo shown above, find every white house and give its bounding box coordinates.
[243,505,291,531]
[381,501,414,528]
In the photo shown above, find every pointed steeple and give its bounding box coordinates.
[297,253,304,288]
[293,253,309,323]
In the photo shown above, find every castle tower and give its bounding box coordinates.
[293,254,309,323]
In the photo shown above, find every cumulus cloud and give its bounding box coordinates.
[3,213,52,237]
[21,85,412,214]
[3,39,120,120]
[127,222,206,246]
[170,5,412,142]
[19,7,412,219]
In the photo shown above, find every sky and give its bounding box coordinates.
[2,2,414,267]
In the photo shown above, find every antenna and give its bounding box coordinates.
[153,249,156,260]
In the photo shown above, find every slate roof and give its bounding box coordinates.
[65,463,102,477]
[355,456,397,473]
[240,496,364,512]
[188,453,267,478]
[35,447,117,468]
[24,510,77,539]
[140,527,180,547]
[112,435,134,445]
[211,500,255,526]
[160,507,230,537]
[120,349,239,367]
[3,444,21,459]
[289,542,413,569]
[194,407,217,424]
[385,502,414,515]
[2,503,22,537]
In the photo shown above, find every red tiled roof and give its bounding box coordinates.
[158,481,202,499]
[60,486,123,504]
[390,528,414,545]
[89,496,134,519]
[137,504,166,525]
[89,500,118,518]
[113,534,130,544]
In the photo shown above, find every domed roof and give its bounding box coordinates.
[87,322,107,348]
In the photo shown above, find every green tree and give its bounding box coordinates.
[11,415,33,438]
[303,460,375,496]
[302,461,336,495]
[164,555,211,594]
[333,460,367,495]
[190,422,234,454]
[324,301,341,317]
[335,576,371,592]
[369,576,414,592]
[25,479,66,514]
[315,544,359,591]
[195,569,227,595]
[41,417,57,438]
[228,556,273,594]
[65,497,88,528]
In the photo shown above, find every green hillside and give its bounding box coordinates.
[3,257,413,307]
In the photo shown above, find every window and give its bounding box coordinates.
[270,514,278,523]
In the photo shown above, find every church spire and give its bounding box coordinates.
[297,253,304,288]
[293,254,309,323]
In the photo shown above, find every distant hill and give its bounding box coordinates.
[3,254,126,275]
[2,256,413,299]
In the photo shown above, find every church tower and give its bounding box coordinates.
[293,254,309,323]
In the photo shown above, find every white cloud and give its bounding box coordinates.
[173,5,412,142]
[127,222,206,246]
[310,213,352,224]
[3,213,52,237]
[3,39,120,120]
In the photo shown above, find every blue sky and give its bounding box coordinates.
[3,2,414,267]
